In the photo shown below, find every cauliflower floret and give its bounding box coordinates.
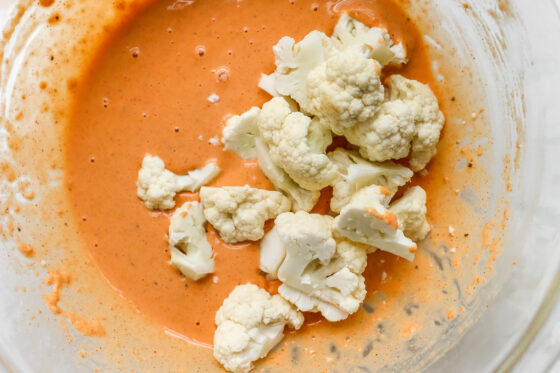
[344,100,416,162]
[137,155,221,210]
[260,31,333,110]
[328,149,413,213]
[214,284,303,373]
[259,100,336,191]
[260,212,368,321]
[331,13,407,66]
[222,107,261,159]
[200,186,291,243]
[257,97,298,146]
[387,75,445,171]
[168,202,214,281]
[255,138,319,212]
[273,113,336,190]
[257,73,279,97]
[334,185,417,261]
[306,49,385,135]
[389,186,430,241]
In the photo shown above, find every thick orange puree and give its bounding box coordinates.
[66,0,438,345]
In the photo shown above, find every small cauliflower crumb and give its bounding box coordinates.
[213,284,303,373]
[209,136,220,146]
[168,201,215,281]
[208,93,220,103]
[200,186,291,243]
[136,155,220,210]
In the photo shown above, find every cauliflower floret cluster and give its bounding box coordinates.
[260,212,372,322]
[200,186,291,243]
[137,155,220,210]
[344,100,416,162]
[306,49,385,135]
[387,75,445,171]
[214,284,303,373]
[389,186,430,241]
[168,201,215,281]
[258,98,336,191]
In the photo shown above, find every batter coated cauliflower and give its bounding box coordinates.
[137,155,220,210]
[200,186,291,243]
[328,149,413,213]
[214,284,303,373]
[389,186,430,241]
[306,49,385,135]
[387,75,445,171]
[344,100,416,162]
[334,185,417,261]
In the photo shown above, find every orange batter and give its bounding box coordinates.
[66,0,444,346]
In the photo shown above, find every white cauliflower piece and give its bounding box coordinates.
[214,284,303,373]
[200,186,291,243]
[344,100,416,162]
[260,31,333,110]
[331,13,407,66]
[257,73,279,97]
[255,138,319,212]
[387,75,445,171]
[168,202,214,281]
[257,97,298,146]
[136,155,221,210]
[222,107,261,159]
[334,185,417,261]
[328,149,412,213]
[389,186,430,241]
[258,99,336,190]
[259,226,285,280]
[272,113,335,191]
[260,212,368,321]
[306,48,385,135]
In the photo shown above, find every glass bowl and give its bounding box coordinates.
[0,0,559,372]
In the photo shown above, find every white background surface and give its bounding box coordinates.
[0,0,558,372]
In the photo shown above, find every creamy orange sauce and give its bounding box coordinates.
[63,3,497,369]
